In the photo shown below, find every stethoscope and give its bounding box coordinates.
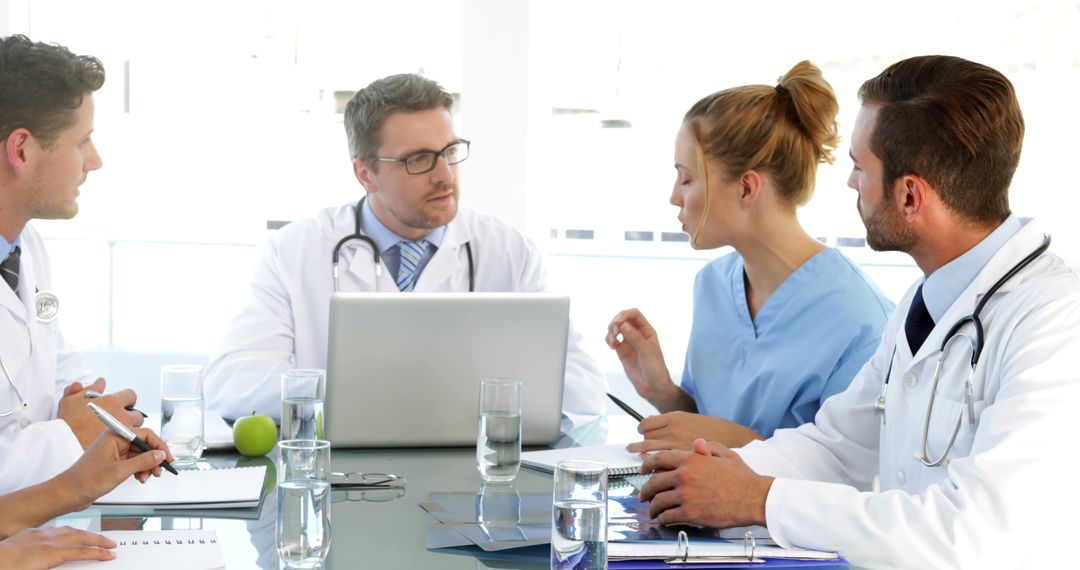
[330,196,474,293]
[875,234,1050,468]
[0,354,29,417]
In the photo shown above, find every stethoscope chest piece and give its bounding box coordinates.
[34,290,59,323]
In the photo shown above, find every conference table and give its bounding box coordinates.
[65,415,639,569]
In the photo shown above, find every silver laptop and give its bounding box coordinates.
[325,292,569,447]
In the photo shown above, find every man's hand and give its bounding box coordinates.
[0,527,116,570]
[56,378,143,449]
[638,439,774,528]
[627,412,764,452]
[54,429,174,512]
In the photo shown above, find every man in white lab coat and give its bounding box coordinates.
[638,56,1080,568]
[0,36,144,494]
[204,73,608,421]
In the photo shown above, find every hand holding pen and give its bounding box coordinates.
[85,390,148,418]
[57,378,145,449]
[87,402,178,475]
[58,422,178,511]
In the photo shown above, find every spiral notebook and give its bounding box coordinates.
[93,465,266,509]
[57,530,225,569]
[521,443,644,476]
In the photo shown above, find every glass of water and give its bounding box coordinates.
[476,377,523,482]
[277,439,332,569]
[281,369,326,440]
[551,460,608,570]
[159,364,205,466]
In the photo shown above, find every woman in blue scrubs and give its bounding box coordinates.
[606,61,893,451]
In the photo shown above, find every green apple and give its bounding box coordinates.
[232,412,278,457]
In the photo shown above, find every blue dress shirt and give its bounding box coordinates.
[1,234,20,261]
[360,197,446,284]
[920,214,1022,322]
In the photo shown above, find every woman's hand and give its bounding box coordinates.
[55,428,174,512]
[606,308,686,411]
[627,412,764,452]
[0,527,115,570]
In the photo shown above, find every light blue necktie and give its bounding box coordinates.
[396,240,426,292]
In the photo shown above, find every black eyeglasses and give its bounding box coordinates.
[367,139,470,175]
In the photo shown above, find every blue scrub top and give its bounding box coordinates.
[681,248,893,438]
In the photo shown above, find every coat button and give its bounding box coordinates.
[903,372,918,389]
[895,469,906,486]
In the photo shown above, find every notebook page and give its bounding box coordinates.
[94,466,266,508]
[521,443,643,474]
[57,531,225,569]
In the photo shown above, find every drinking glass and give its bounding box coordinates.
[551,460,608,570]
[281,369,326,440]
[476,377,523,482]
[277,439,332,569]
[159,364,204,466]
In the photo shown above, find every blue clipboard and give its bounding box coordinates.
[610,558,849,569]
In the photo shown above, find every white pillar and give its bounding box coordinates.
[461,0,549,237]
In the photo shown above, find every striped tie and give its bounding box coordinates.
[396,240,426,292]
[1,246,19,295]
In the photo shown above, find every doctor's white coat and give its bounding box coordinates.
[204,202,608,420]
[736,219,1080,569]
[0,225,84,495]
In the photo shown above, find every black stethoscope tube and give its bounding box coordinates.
[877,234,1051,409]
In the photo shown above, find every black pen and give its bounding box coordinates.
[85,390,148,418]
[87,402,178,476]
[607,393,644,422]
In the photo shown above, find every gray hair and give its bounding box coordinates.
[344,73,454,164]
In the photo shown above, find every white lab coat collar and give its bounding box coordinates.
[340,204,470,292]
[905,217,1044,365]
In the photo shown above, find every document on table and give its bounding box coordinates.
[93,465,266,509]
[57,531,225,569]
[521,443,645,476]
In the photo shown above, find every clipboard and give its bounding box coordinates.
[610,530,847,567]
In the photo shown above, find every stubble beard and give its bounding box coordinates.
[392,184,459,231]
[860,196,915,253]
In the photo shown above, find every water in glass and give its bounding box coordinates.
[282,396,324,440]
[160,395,204,463]
[477,411,521,482]
[551,499,607,570]
[277,479,331,569]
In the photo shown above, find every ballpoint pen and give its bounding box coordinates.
[607,393,644,422]
[87,401,178,476]
[85,390,148,418]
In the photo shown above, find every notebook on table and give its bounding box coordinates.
[93,465,266,509]
[521,443,644,477]
[57,530,225,569]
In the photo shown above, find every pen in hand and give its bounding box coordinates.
[87,401,178,476]
[607,393,644,422]
[85,390,148,418]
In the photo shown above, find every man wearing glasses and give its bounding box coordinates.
[204,74,608,421]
